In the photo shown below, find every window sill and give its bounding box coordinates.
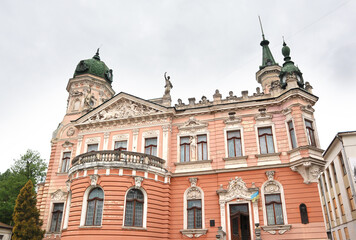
[180,229,208,238]
[261,224,291,235]
[122,226,147,231]
[174,160,212,166]
[223,156,248,161]
[56,172,68,176]
[78,225,102,229]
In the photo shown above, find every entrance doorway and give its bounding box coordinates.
[229,204,250,240]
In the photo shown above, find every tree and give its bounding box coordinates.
[0,150,47,225]
[12,179,45,240]
[11,149,47,185]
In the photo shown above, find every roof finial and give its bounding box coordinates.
[93,48,100,61]
[258,16,265,40]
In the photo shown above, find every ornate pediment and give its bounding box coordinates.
[77,94,171,125]
[217,177,253,203]
[178,117,208,134]
[51,189,67,201]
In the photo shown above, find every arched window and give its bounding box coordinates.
[124,189,144,227]
[85,188,104,226]
[183,178,205,230]
[300,203,309,224]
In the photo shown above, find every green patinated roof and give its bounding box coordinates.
[280,41,302,75]
[259,35,278,69]
[73,50,113,84]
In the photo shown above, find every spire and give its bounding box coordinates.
[258,16,277,69]
[93,48,100,61]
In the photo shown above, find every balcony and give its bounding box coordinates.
[70,150,167,173]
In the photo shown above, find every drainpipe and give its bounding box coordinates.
[336,135,356,202]
[319,173,333,239]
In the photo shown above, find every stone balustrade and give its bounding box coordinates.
[71,150,166,170]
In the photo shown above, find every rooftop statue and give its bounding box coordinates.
[164,72,173,96]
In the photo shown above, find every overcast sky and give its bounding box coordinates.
[1,0,355,173]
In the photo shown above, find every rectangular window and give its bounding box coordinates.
[50,203,64,232]
[344,227,350,240]
[328,201,333,221]
[338,194,345,216]
[61,152,71,172]
[197,135,208,160]
[265,194,283,225]
[227,130,242,157]
[347,187,356,211]
[326,169,332,186]
[331,163,338,183]
[332,231,336,240]
[114,140,127,151]
[287,121,297,149]
[187,200,202,229]
[258,127,275,154]
[339,153,347,176]
[333,198,339,218]
[180,137,190,162]
[324,174,328,192]
[323,204,329,225]
[338,229,342,240]
[87,144,98,152]
[145,138,157,156]
[305,119,316,147]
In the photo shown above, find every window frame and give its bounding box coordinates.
[197,134,208,161]
[261,178,288,226]
[258,126,275,154]
[112,133,130,151]
[180,136,191,162]
[122,187,147,229]
[187,199,202,229]
[83,137,101,153]
[49,203,64,233]
[60,152,71,173]
[287,120,297,149]
[144,137,158,156]
[226,130,243,158]
[265,194,284,225]
[114,140,128,151]
[183,186,205,230]
[80,186,104,227]
[224,127,245,158]
[85,188,104,226]
[302,117,318,147]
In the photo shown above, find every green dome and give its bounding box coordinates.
[73,50,113,84]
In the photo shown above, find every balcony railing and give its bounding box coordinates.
[71,150,166,170]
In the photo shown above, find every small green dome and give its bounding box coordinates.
[282,41,290,58]
[73,50,113,84]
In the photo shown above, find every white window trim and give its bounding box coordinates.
[261,180,288,226]
[183,186,205,229]
[111,133,130,151]
[79,185,104,227]
[63,192,71,230]
[84,137,101,153]
[177,130,210,163]
[302,116,320,148]
[284,117,298,150]
[141,130,160,157]
[224,127,245,158]
[122,187,148,229]
[255,123,279,154]
[47,201,66,233]
[226,201,254,240]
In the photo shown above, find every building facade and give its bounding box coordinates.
[319,131,356,240]
[37,36,328,240]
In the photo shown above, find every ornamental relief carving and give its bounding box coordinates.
[218,177,251,203]
[264,181,280,194]
[142,130,160,138]
[187,187,202,200]
[84,99,163,123]
[51,189,67,201]
[86,137,101,144]
[113,134,129,141]
[178,117,208,134]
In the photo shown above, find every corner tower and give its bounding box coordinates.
[66,49,115,116]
